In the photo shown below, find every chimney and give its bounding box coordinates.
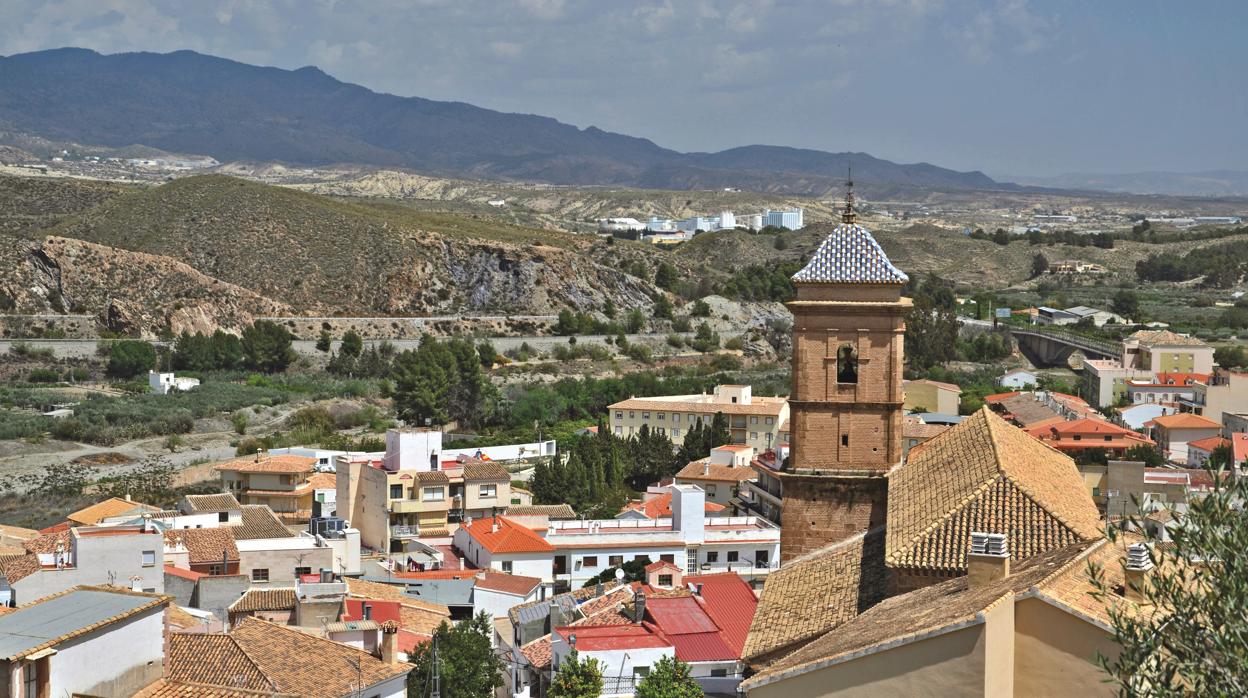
[319,568,333,583]
[703,462,709,476]
[633,591,646,624]
[363,603,372,620]
[548,601,565,631]
[967,532,1010,586]
[380,621,400,665]
[1124,543,1153,603]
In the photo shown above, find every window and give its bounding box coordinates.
[294,566,311,577]
[583,556,598,567]
[706,484,717,496]
[711,669,728,677]
[765,416,773,425]
[657,412,665,420]
[642,412,650,420]
[23,662,35,698]
[423,487,445,502]
[616,411,623,420]
[751,416,758,425]
[842,434,849,447]
[502,561,513,574]
[609,555,624,566]
[389,484,404,499]
[837,345,859,384]
[633,667,650,681]
[660,554,675,563]
[1092,487,1102,497]
[658,574,673,586]
[706,551,719,563]
[671,428,680,438]
[252,568,269,582]
[615,426,623,436]
[479,484,497,498]
[672,413,681,423]
[208,564,224,576]
[141,550,156,567]
[656,427,665,436]
[727,551,739,563]
[750,431,758,440]
[218,511,229,523]
[629,411,635,418]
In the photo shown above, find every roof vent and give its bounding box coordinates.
[1126,543,1153,572]
[970,532,1008,557]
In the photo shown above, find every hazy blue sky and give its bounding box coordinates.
[2,0,1244,177]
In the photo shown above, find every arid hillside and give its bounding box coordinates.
[46,175,664,319]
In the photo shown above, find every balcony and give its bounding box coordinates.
[390,525,420,539]
[391,498,449,514]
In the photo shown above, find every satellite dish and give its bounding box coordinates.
[615,568,625,581]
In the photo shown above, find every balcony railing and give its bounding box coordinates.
[390,525,420,538]
[391,498,449,514]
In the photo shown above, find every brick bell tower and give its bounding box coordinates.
[779,173,911,562]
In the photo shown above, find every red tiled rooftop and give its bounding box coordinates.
[164,565,206,581]
[1147,413,1222,430]
[460,516,553,554]
[622,492,725,519]
[1188,436,1230,453]
[553,624,669,651]
[474,571,541,596]
[343,599,402,624]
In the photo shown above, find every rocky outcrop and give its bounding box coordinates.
[0,235,291,337]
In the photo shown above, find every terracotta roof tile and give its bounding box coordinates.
[461,516,554,554]
[742,541,1098,690]
[215,454,316,474]
[67,497,160,525]
[504,504,576,519]
[164,528,239,565]
[475,571,541,597]
[462,461,510,482]
[229,617,411,695]
[0,554,40,583]
[1128,329,1209,347]
[165,633,274,692]
[229,588,297,613]
[182,493,241,513]
[743,528,890,665]
[675,460,757,483]
[1146,413,1223,430]
[622,492,726,519]
[886,408,1102,572]
[609,396,787,417]
[305,472,337,490]
[233,506,296,541]
[135,679,292,698]
[414,470,450,486]
[23,530,71,555]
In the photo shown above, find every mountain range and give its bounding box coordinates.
[1006,170,1248,198]
[0,48,1005,196]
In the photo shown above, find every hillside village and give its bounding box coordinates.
[0,204,1241,697]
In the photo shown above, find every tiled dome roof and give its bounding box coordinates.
[791,223,908,284]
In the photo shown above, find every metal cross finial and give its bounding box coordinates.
[842,164,856,224]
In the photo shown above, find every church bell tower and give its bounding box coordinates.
[779,174,911,561]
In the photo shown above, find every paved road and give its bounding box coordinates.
[0,332,730,359]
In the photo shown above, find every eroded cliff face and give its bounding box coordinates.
[0,232,663,337]
[0,235,291,337]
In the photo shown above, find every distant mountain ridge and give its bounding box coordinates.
[0,47,1004,196]
[1008,170,1248,197]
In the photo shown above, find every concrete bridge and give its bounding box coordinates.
[955,317,1118,368]
[1007,327,1118,368]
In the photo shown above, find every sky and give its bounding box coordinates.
[1,0,1245,178]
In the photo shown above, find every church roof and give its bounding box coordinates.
[791,224,908,285]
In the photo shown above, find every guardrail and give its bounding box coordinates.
[1009,326,1119,356]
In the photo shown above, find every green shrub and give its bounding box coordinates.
[28,368,60,383]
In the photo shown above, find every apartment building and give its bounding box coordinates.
[1179,370,1248,424]
[217,453,318,522]
[0,525,166,605]
[674,445,758,507]
[609,385,789,453]
[547,485,780,590]
[1121,329,1215,374]
[1146,412,1222,464]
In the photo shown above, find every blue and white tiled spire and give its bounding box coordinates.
[791,168,908,285]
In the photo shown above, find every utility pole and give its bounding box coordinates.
[431,636,441,698]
